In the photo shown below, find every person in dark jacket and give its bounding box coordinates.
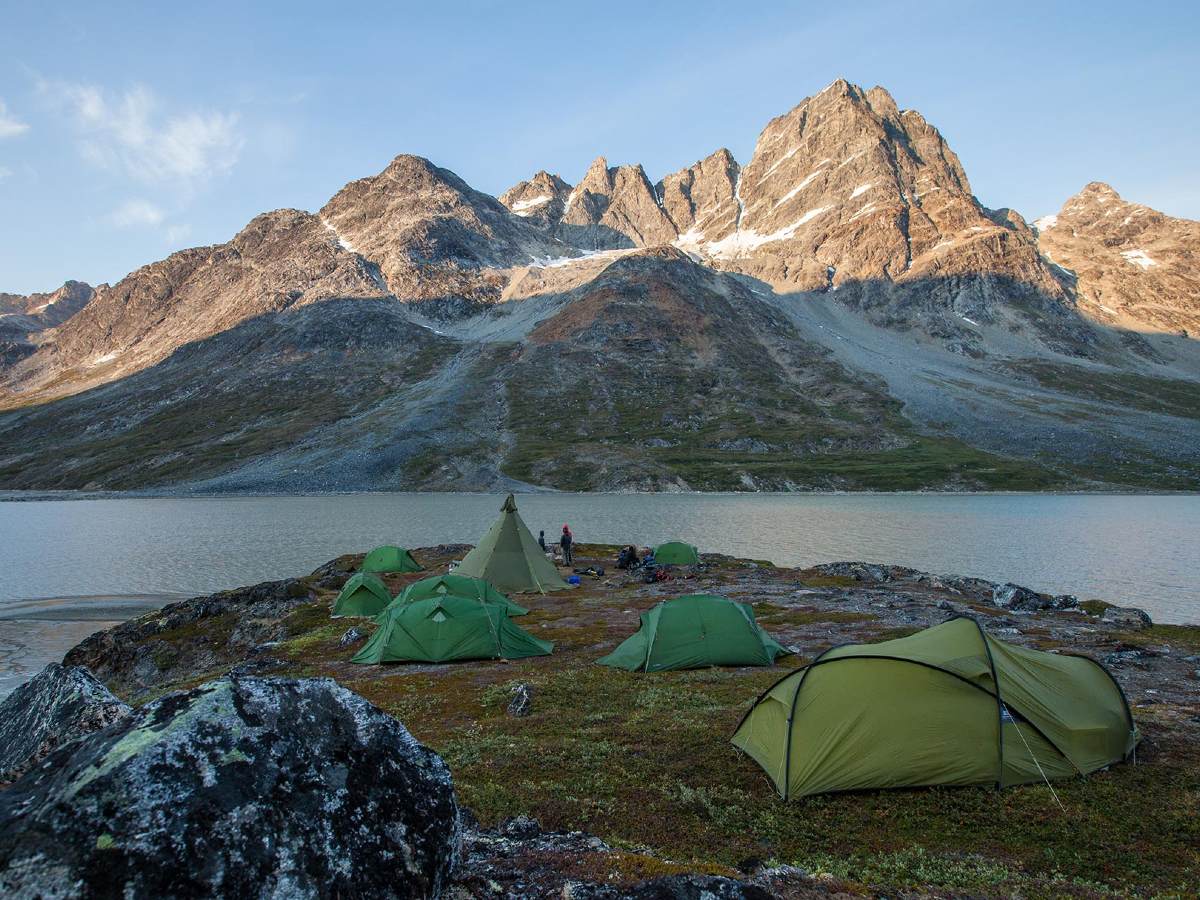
[560,524,574,566]
[538,530,546,551]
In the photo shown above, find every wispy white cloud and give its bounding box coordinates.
[39,80,242,188]
[0,99,30,139]
[164,223,192,245]
[0,166,13,181]
[109,199,166,228]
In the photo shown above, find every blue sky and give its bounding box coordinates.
[1,0,1197,294]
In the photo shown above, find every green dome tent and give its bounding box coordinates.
[455,494,570,594]
[731,617,1138,800]
[390,573,528,617]
[362,545,422,574]
[331,573,393,618]
[653,541,700,566]
[352,594,553,665]
[597,594,789,672]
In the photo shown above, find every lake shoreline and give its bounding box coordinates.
[0,594,184,699]
[4,486,1200,502]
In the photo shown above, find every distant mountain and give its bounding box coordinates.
[0,280,93,367]
[1035,182,1200,338]
[2,80,1198,492]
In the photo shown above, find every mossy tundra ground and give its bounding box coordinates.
[80,544,1200,898]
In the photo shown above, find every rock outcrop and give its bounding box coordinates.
[64,577,317,700]
[0,677,460,899]
[0,664,130,784]
[1035,182,1200,336]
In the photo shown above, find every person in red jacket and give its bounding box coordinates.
[560,524,574,566]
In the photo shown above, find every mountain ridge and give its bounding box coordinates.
[2,79,1198,492]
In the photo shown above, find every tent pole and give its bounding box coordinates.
[967,617,1006,790]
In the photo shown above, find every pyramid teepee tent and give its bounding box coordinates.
[597,594,789,671]
[731,617,1138,800]
[653,541,700,566]
[332,573,393,618]
[362,546,422,574]
[352,594,553,664]
[455,494,570,594]
[390,573,529,617]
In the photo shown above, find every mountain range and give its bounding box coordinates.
[2,79,1198,492]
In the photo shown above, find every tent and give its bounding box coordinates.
[331,573,393,618]
[455,494,570,594]
[352,594,553,664]
[653,541,700,566]
[597,594,789,671]
[362,545,422,574]
[731,616,1138,800]
[391,573,528,617]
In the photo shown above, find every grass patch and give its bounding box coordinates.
[1011,361,1200,421]
[1079,599,1116,617]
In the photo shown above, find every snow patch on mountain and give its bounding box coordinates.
[511,195,552,214]
[320,218,358,253]
[1120,248,1157,269]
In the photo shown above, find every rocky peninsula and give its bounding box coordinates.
[2,544,1197,897]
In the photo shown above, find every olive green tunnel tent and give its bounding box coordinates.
[653,541,700,566]
[731,616,1138,800]
[352,594,553,664]
[454,494,571,594]
[597,594,789,672]
[388,573,529,618]
[362,545,422,574]
[331,573,393,618]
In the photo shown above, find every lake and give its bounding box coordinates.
[1,492,1197,695]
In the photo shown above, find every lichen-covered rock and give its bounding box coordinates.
[1102,606,1154,630]
[62,577,317,700]
[0,677,459,899]
[992,582,1077,612]
[339,626,368,648]
[0,664,130,784]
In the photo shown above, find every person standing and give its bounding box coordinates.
[538,530,547,551]
[560,524,574,566]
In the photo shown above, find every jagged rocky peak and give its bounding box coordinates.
[659,78,1079,347]
[499,170,572,227]
[320,153,563,304]
[1036,182,1200,335]
[503,155,679,251]
[676,78,992,281]
[0,280,94,326]
[657,147,740,243]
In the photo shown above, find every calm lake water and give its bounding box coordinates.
[1,493,1197,694]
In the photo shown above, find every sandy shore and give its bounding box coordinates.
[0,594,183,698]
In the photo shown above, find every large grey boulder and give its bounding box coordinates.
[0,664,130,784]
[992,582,1077,612]
[0,677,459,899]
[1102,606,1154,630]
